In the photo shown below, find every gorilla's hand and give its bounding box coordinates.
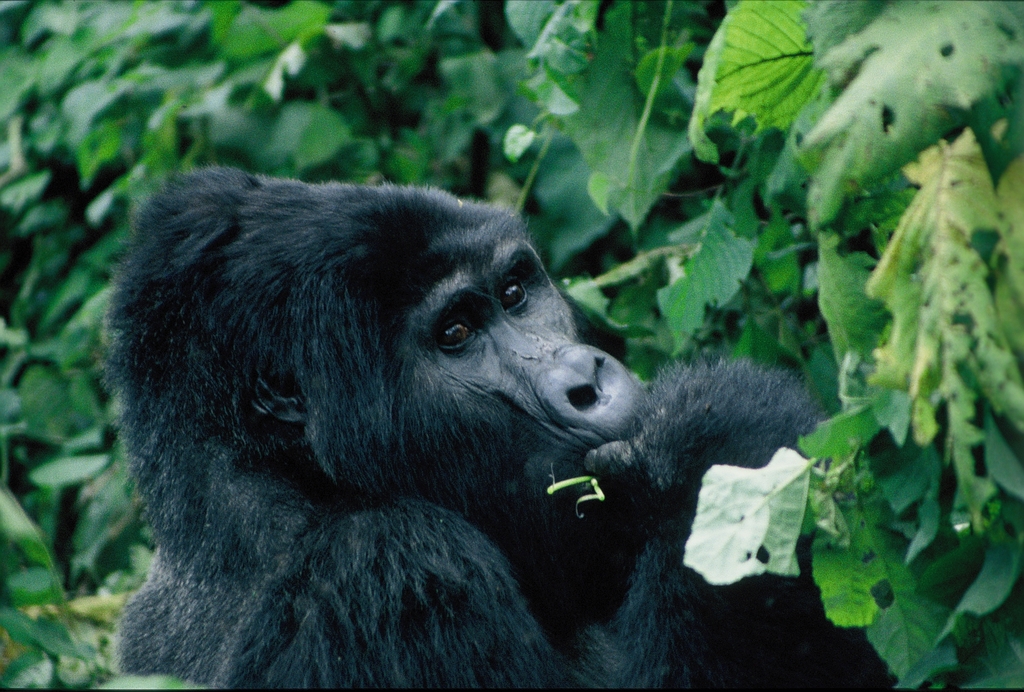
[583,427,679,494]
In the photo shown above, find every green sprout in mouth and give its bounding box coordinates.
[546,475,605,517]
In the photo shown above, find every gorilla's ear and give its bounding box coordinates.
[253,376,306,424]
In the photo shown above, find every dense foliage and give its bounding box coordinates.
[0,0,1021,686]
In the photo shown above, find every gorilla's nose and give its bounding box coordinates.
[541,345,643,444]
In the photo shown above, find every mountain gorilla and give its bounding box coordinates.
[107,168,891,687]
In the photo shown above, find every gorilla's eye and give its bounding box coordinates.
[438,321,472,349]
[500,281,526,310]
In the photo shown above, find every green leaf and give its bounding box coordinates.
[505,0,557,50]
[813,495,948,674]
[18,365,73,442]
[85,187,116,228]
[871,443,940,516]
[0,607,92,659]
[524,70,579,116]
[295,105,350,171]
[799,405,880,460]
[440,51,507,125]
[7,567,62,607]
[586,170,610,215]
[324,22,371,50]
[689,0,825,163]
[565,277,610,319]
[986,411,1024,503]
[60,80,130,146]
[962,624,1024,688]
[994,155,1024,359]
[263,42,306,102]
[896,641,958,689]
[634,44,693,98]
[220,1,330,59]
[261,102,350,172]
[559,2,690,230]
[503,125,536,163]
[76,120,122,188]
[812,516,884,626]
[800,1,1024,226]
[28,454,110,488]
[816,233,888,363]
[939,542,1024,640]
[0,171,52,214]
[0,487,51,567]
[683,447,812,585]
[0,50,34,121]
[528,139,617,272]
[871,388,912,448]
[656,200,753,352]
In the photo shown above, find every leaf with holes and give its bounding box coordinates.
[800,1,1024,226]
[684,447,812,585]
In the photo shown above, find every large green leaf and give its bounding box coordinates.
[800,1,1024,226]
[689,0,825,163]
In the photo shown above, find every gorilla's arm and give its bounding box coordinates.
[588,361,894,687]
[224,500,569,688]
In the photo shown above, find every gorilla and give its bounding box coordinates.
[107,167,891,687]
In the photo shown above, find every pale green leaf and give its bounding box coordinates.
[0,171,51,214]
[994,155,1024,359]
[505,0,556,48]
[683,447,811,585]
[324,22,371,50]
[503,125,536,163]
[28,454,110,488]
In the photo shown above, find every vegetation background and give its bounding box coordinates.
[0,0,1022,687]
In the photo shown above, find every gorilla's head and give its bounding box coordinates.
[108,168,641,515]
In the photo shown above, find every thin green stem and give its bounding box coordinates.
[516,124,554,213]
[547,475,597,495]
[626,0,673,192]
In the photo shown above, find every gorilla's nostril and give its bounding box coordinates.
[567,385,599,410]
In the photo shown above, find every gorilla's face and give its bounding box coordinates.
[240,184,641,500]
[402,234,642,454]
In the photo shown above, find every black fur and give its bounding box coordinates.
[108,168,891,687]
